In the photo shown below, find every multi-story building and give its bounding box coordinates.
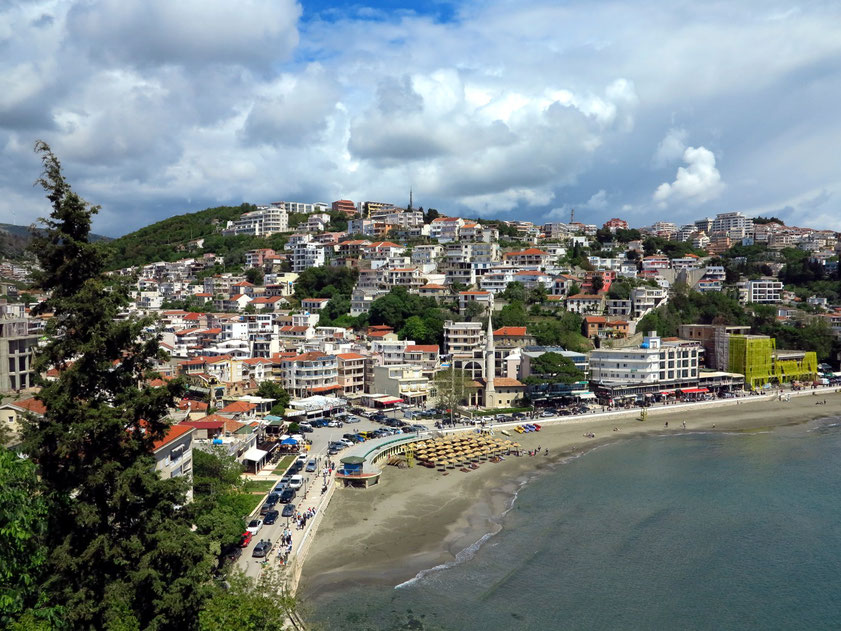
[457,291,493,315]
[728,335,817,389]
[711,212,754,239]
[746,278,784,304]
[222,206,288,236]
[589,332,701,384]
[332,199,357,217]
[153,424,196,502]
[372,364,430,406]
[603,218,629,232]
[336,352,366,395]
[280,351,340,398]
[290,242,325,272]
[502,248,549,268]
[443,320,484,356]
[0,302,39,393]
[271,200,328,214]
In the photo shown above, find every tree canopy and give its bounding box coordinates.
[524,352,585,385]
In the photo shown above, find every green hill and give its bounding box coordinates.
[0,223,111,261]
[101,204,258,269]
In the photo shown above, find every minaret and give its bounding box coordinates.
[408,187,413,211]
[485,298,495,403]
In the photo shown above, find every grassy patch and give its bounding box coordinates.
[273,455,296,474]
[242,479,277,494]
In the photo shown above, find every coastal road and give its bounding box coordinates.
[236,415,396,579]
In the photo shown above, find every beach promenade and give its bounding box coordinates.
[297,386,841,602]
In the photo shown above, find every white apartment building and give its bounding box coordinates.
[372,364,430,406]
[223,206,288,236]
[711,212,754,239]
[290,242,325,272]
[280,351,340,398]
[271,200,328,214]
[153,425,195,502]
[443,320,484,355]
[747,278,784,304]
[480,270,516,294]
[589,333,700,384]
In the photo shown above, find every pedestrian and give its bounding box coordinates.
[682,421,686,430]
[664,421,668,428]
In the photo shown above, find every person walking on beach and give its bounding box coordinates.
[664,421,668,428]
[682,420,686,430]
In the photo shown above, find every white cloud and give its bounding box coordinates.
[2,0,841,235]
[653,146,724,206]
[653,128,688,167]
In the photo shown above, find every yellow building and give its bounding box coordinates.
[728,335,818,389]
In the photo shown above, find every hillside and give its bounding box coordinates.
[101,204,257,269]
[0,223,111,261]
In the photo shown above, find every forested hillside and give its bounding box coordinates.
[101,204,256,269]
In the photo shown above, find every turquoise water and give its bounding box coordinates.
[304,418,841,630]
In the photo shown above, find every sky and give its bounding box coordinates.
[2,0,841,237]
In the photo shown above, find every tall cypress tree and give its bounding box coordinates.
[23,142,215,629]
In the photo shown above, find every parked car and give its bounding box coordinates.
[279,488,296,503]
[512,412,526,419]
[281,503,296,517]
[353,434,366,442]
[246,519,263,536]
[410,424,426,431]
[288,475,304,490]
[263,510,279,525]
[240,531,253,547]
[327,420,343,428]
[344,416,360,424]
[289,461,304,473]
[252,539,273,558]
[305,460,317,472]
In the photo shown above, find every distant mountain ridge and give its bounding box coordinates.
[0,222,112,262]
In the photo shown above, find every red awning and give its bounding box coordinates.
[679,387,709,394]
[380,397,404,404]
[660,390,675,395]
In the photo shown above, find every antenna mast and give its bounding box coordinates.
[570,208,575,224]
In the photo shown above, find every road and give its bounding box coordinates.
[235,411,420,578]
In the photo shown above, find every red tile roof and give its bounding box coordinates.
[218,401,257,414]
[405,345,439,353]
[152,424,194,451]
[337,352,366,360]
[493,327,528,337]
[8,397,47,415]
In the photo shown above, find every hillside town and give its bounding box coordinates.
[2,202,839,477]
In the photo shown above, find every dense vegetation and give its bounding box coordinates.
[2,143,289,629]
[101,204,256,268]
[367,287,457,346]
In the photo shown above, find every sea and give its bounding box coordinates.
[302,416,841,630]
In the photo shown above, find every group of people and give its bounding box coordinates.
[526,446,549,456]
[295,506,318,530]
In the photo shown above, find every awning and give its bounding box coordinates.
[679,387,709,394]
[242,447,269,462]
[575,392,596,399]
[660,390,675,395]
[281,437,299,445]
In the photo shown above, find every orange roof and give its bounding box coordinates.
[242,357,273,365]
[152,424,194,451]
[459,291,490,296]
[494,326,528,337]
[218,401,257,414]
[337,352,366,360]
[8,397,47,415]
[177,399,209,411]
[420,284,447,289]
[504,248,547,257]
[311,384,341,393]
[302,297,329,302]
[567,293,602,300]
[405,345,439,353]
[584,316,607,323]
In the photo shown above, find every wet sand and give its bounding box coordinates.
[299,389,841,600]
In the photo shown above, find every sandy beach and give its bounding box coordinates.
[298,389,841,601]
